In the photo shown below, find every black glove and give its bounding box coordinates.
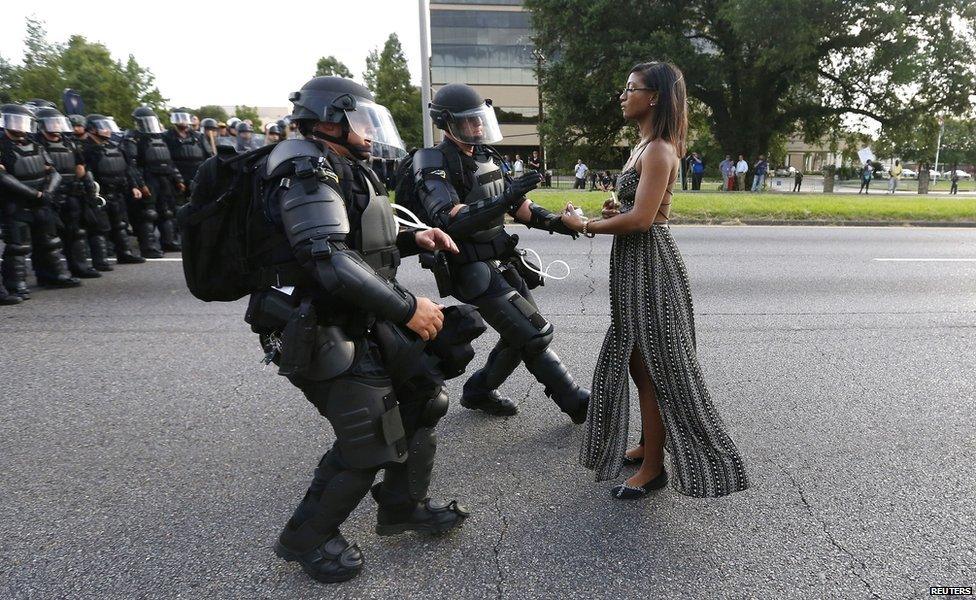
[38,191,56,206]
[526,203,579,239]
[502,173,543,207]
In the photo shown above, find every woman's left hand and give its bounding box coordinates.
[562,203,586,232]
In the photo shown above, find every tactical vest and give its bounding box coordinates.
[139,134,175,174]
[171,132,206,167]
[90,142,129,190]
[7,140,48,191]
[463,150,507,243]
[359,173,400,281]
[42,138,78,184]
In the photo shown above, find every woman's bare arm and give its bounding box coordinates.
[584,141,675,235]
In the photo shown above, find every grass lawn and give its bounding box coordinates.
[525,189,976,222]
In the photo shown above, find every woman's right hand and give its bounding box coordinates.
[602,198,620,219]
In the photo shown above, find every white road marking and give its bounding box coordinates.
[110,257,183,262]
[873,258,976,262]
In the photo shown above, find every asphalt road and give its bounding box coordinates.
[1,226,974,600]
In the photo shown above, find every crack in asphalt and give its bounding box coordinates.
[783,468,882,600]
[580,237,596,314]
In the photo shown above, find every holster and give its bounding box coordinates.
[419,250,455,298]
[372,319,427,384]
[277,297,318,377]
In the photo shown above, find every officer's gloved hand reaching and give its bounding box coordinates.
[502,172,543,207]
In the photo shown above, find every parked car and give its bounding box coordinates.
[942,169,971,179]
[900,168,918,179]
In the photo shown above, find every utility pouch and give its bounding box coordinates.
[512,250,544,290]
[244,289,297,334]
[277,297,317,377]
[420,250,454,298]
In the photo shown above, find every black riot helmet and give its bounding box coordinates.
[429,83,503,145]
[26,98,57,109]
[200,117,218,131]
[34,106,73,135]
[0,103,36,139]
[266,123,281,135]
[85,113,121,140]
[132,105,164,134]
[288,76,406,159]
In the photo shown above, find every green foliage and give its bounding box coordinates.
[526,189,976,222]
[315,56,353,78]
[526,0,976,163]
[234,105,262,131]
[363,33,423,149]
[195,105,230,123]
[0,17,166,128]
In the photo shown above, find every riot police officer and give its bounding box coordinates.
[0,103,80,297]
[163,109,209,190]
[200,117,219,156]
[234,121,260,152]
[264,123,281,145]
[200,76,470,583]
[122,106,185,256]
[83,114,146,266]
[68,114,87,142]
[412,84,589,421]
[35,106,101,278]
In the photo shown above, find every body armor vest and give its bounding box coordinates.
[140,135,175,174]
[463,150,507,243]
[171,133,206,164]
[90,142,128,189]
[359,174,400,281]
[7,141,48,190]
[42,138,78,184]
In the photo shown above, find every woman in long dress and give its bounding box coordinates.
[561,62,749,500]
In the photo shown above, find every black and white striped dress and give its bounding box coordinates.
[579,168,750,497]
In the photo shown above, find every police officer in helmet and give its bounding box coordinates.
[163,109,209,192]
[122,106,185,256]
[83,114,146,266]
[412,83,589,421]
[211,76,471,583]
[0,103,80,297]
[35,106,101,278]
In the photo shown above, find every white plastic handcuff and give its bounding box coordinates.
[391,203,571,281]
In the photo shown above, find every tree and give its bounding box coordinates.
[195,104,230,123]
[363,33,423,149]
[0,18,166,128]
[316,55,353,78]
[525,0,976,164]
[234,105,262,130]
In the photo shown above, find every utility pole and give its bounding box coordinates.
[418,0,433,147]
[934,115,945,181]
[535,50,545,172]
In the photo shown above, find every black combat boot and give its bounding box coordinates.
[461,369,518,416]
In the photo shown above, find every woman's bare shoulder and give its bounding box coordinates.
[637,140,678,173]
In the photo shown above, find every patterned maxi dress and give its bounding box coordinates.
[579,167,750,498]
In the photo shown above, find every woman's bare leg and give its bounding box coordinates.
[626,346,665,486]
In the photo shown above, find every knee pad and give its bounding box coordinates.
[320,378,408,470]
[419,386,449,427]
[7,242,31,256]
[35,235,63,252]
[143,208,158,221]
[522,326,554,357]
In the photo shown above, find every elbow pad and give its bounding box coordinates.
[413,148,459,228]
[311,247,415,324]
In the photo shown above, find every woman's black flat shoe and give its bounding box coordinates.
[610,468,668,500]
[622,454,643,466]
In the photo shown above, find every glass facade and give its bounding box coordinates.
[430,8,536,87]
[431,0,523,5]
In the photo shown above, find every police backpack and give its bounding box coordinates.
[177,144,279,302]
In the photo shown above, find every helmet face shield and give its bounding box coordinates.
[443,103,502,145]
[90,118,121,135]
[343,100,407,159]
[1,112,35,134]
[170,112,193,125]
[40,116,72,133]
[135,115,164,133]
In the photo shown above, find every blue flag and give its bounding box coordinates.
[62,89,84,116]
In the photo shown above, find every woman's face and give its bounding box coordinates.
[620,72,657,122]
